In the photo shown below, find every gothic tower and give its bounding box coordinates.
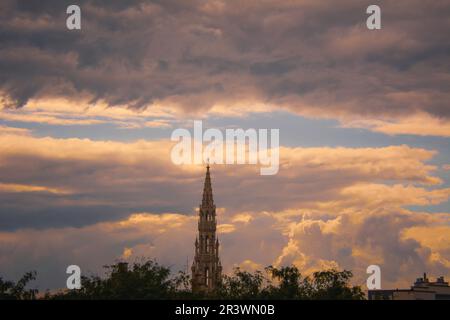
[191,164,222,293]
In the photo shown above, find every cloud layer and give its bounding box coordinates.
[0,126,446,230]
[1,0,450,135]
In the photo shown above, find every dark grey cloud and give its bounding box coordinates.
[0,0,448,120]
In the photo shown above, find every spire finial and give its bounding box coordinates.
[201,161,214,207]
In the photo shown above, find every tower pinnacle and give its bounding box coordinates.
[202,163,214,207]
[191,165,222,293]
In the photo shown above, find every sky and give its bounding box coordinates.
[0,0,450,292]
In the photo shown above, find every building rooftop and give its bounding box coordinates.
[414,273,449,288]
[369,273,450,300]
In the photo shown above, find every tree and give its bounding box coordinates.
[214,268,266,299]
[265,266,364,300]
[310,269,365,300]
[213,265,364,300]
[2,259,364,300]
[264,265,312,299]
[51,260,179,299]
[0,271,38,300]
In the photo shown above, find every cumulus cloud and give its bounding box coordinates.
[1,207,449,290]
[1,0,449,135]
[274,209,450,288]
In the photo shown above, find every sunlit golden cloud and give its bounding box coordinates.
[342,113,450,137]
[0,96,177,128]
[0,128,444,217]
[0,182,72,195]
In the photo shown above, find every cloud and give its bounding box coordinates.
[0,125,31,135]
[1,0,449,135]
[342,113,450,137]
[339,183,450,208]
[0,128,446,230]
[1,207,449,291]
[0,212,197,290]
[0,97,177,127]
[402,225,450,255]
[0,182,72,194]
[274,209,450,288]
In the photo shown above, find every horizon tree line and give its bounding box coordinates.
[0,258,365,300]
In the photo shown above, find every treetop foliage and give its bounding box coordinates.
[1,259,365,300]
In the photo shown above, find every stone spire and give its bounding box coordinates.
[191,164,222,293]
[202,164,214,207]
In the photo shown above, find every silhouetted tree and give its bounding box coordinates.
[0,271,38,300]
[212,265,364,300]
[2,260,364,300]
[51,260,179,299]
[309,269,365,300]
[264,265,312,299]
[214,268,266,299]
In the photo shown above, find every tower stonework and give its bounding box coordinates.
[191,164,222,293]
